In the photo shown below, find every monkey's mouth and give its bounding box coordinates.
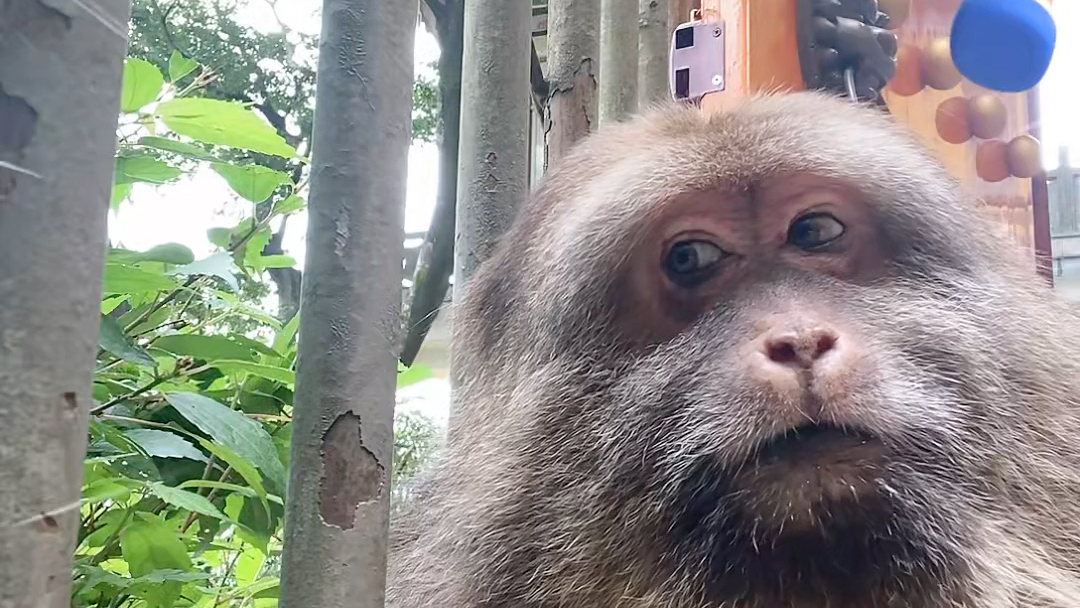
[753,422,881,465]
[731,423,888,526]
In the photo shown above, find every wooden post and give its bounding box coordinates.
[697,0,804,113]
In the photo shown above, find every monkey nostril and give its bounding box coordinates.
[766,339,799,365]
[814,334,837,359]
[764,330,838,368]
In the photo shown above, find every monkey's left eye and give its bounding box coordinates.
[788,213,845,250]
[664,240,727,287]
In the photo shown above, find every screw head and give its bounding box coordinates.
[712,26,722,37]
[712,74,724,86]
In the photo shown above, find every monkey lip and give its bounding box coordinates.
[752,423,884,466]
[735,424,888,520]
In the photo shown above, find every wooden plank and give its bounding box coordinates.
[697,0,804,112]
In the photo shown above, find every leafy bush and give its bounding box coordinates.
[76,54,440,608]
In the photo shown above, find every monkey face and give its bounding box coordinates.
[446,92,1071,608]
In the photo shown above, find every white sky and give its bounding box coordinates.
[110,1,1080,426]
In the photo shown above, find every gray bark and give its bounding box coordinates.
[600,0,639,123]
[278,0,415,606]
[638,0,670,106]
[0,1,132,607]
[545,0,601,167]
[452,0,532,292]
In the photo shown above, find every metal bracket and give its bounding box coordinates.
[669,19,727,104]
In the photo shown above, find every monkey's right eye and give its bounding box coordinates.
[663,240,727,287]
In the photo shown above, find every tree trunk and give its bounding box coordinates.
[400,0,465,366]
[0,2,132,607]
[638,0,671,106]
[452,0,532,291]
[545,0,601,167]
[278,0,415,606]
[600,0,639,123]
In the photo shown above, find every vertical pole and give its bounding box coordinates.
[600,0,639,122]
[0,1,132,607]
[279,0,415,606]
[545,0,602,165]
[639,0,671,107]
[453,0,532,293]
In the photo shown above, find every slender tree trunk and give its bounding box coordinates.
[600,0,639,123]
[0,2,131,607]
[278,0,415,606]
[545,0,601,166]
[453,0,531,291]
[401,0,465,366]
[639,0,671,106]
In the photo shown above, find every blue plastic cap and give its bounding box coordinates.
[950,0,1057,92]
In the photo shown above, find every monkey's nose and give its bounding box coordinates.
[762,324,840,370]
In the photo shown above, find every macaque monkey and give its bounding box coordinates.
[387,92,1080,608]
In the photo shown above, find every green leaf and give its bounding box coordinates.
[120,514,193,576]
[114,155,183,185]
[147,482,226,520]
[167,50,199,82]
[207,227,231,248]
[119,515,191,608]
[111,182,132,210]
[163,392,287,492]
[253,254,296,270]
[242,227,273,268]
[138,136,219,162]
[82,477,133,504]
[155,334,261,362]
[123,429,208,463]
[109,243,195,266]
[100,294,128,315]
[178,480,269,501]
[168,252,239,292]
[198,439,271,517]
[98,315,157,367]
[234,545,266,587]
[226,334,279,358]
[397,362,434,388]
[120,57,164,113]
[273,312,300,355]
[213,360,294,386]
[156,98,297,159]
[274,194,304,215]
[211,163,291,203]
[102,263,179,294]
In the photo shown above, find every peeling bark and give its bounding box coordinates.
[278,0,415,606]
[0,1,132,606]
[545,0,601,168]
[318,412,385,529]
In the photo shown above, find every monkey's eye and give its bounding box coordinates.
[664,240,727,287]
[788,213,845,250]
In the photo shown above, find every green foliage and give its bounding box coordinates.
[82,48,443,608]
[412,68,442,143]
